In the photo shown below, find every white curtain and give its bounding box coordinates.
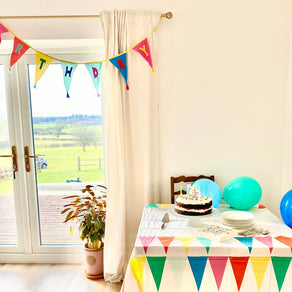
[100,10,161,282]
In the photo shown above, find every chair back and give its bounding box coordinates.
[170,175,215,204]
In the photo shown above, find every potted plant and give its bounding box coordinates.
[61,184,107,279]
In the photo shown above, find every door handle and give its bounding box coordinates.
[0,145,18,172]
[24,146,45,172]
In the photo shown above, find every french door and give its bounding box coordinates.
[0,43,105,262]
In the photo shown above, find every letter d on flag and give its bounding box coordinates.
[85,62,103,96]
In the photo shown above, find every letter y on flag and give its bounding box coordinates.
[133,38,155,72]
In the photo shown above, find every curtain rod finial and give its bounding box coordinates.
[162,12,173,19]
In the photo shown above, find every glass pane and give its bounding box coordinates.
[0,64,18,245]
[28,64,104,245]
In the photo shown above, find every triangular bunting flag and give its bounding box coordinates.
[196,237,212,254]
[85,62,103,96]
[167,257,186,289]
[145,203,158,208]
[271,256,292,291]
[139,236,155,254]
[255,236,273,253]
[158,204,171,208]
[209,256,228,290]
[60,62,78,98]
[275,236,292,252]
[158,236,175,254]
[250,256,270,290]
[129,256,146,292]
[177,237,194,254]
[235,237,253,253]
[229,256,249,291]
[10,36,30,68]
[147,256,166,291]
[133,38,155,72]
[188,256,208,291]
[0,23,8,44]
[109,53,129,90]
[34,51,53,87]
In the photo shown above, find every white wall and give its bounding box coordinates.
[2,0,292,218]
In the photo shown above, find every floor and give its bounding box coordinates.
[0,264,122,292]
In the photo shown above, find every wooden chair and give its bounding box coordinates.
[170,175,215,204]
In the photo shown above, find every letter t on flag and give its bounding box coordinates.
[109,53,129,90]
[34,52,53,87]
[10,37,30,68]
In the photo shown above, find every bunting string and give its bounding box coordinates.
[0,18,162,96]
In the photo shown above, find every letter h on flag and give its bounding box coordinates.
[60,62,78,98]
[109,53,129,90]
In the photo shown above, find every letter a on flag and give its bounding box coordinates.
[85,62,103,96]
[34,52,53,87]
[109,53,129,90]
[0,23,9,44]
[60,62,78,98]
[10,37,30,68]
[133,38,154,72]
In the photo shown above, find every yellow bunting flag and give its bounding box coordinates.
[34,51,53,87]
[159,204,171,208]
[250,257,270,290]
[129,257,146,292]
[177,236,194,254]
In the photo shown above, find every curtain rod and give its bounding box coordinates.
[0,12,173,20]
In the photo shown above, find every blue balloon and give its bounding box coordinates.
[280,190,292,228]
[223,176,262,210]
[192,179,222,208]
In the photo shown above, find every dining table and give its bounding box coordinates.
[121,203,292,292]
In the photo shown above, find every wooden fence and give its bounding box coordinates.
[77,157,103,171]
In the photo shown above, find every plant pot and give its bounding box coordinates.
[84,243,104,279]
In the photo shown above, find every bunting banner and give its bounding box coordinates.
[85,62,103,96]
[0,20,163,96]
[229,256,249,291]
[146,256,166,291]
[196,237,212,254]
[167,257,186,290]
[109,53,129,90]
[129,257,146,292]
[35,51,53,87]
[177,237,194,254]
[209,256,228,290]
[158,236,175,254]
[145,203,158,208]
[60,62,78,98]
[158,204,171,208]
[188,256,208,291]
[235,237,253,253]
[255,236,273,253]
[250,256,270,290]
[0,23,8,44]
[271,256,292,291]
[139,236,155,254]
[133,38,155,72]
[275,236,292,252]
[10,36,30,68]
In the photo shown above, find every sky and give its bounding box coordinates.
[29,63,102,117]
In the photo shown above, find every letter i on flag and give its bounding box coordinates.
[60,62,78,98]
[85,62,103,97]
[109,53,129,90]
[10,37,30,68]
[133,38,154,72]
[34,52,53,87]
[0,23,9,44]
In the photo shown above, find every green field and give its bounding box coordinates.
[0,120,104,195]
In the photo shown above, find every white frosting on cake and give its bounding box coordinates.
[174,205,212,213]
[176,195,212,205]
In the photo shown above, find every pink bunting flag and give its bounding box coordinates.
[0,23,8,44]
[255,236,273,253]
[139,236,155,254]
[209,256,228,290]
[133,38,155,72]
[10,37,30,68]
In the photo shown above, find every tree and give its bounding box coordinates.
[53,120,66,139]
[73,125,96,152]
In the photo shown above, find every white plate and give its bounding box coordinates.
[220,211,254,227]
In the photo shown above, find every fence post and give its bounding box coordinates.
[78,156,81,171]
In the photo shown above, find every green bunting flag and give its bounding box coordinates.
[60,62,77,98]
[196,237,212,254]
[146,204,158,208]
[146,256,166,291]
[271,256,291,291]
[85,62,103,97]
